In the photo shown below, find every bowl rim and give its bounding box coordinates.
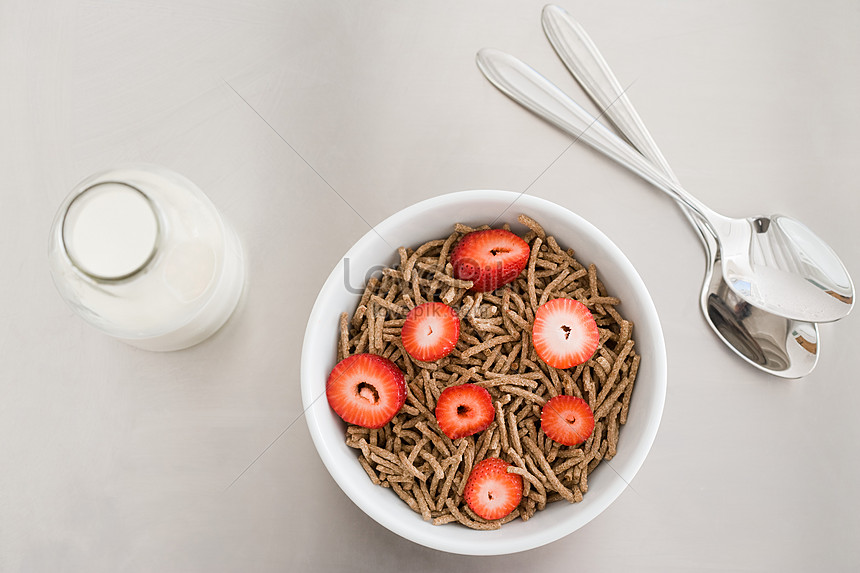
[301,189,667,555]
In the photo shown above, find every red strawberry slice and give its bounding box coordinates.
[532,297,599,369]
[434,383,494,439]
[450,229,530,292]
[326,353,406,429]
[464,457,523,520]
[401,302,460,362]
[541,395,595,446]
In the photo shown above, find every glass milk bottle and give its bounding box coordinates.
[48,165,246,351]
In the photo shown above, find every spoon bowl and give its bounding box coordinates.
[693,210,819,376]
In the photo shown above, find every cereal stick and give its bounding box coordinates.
[545,234,564,256]
[381,341,398,361]
[432,271,473,290]
[481,345,502,372]
[518,214,546,241]
[462,505,504,527]
[538,268,571,307]
[583,367,597,410]
[507,287,527,315]
[371,295,408,316]
[588,296,621,306]
[606,402,623,459]
[402,239,445,282]
[359,440,400,466]
[518,330,529,374]
[587,264,599,298]
[415,421,451,458]
[507,465,547,510]
[391,482,420,513]
[595,376,631,421]
[415,480,433,521]
[410,269,424,305]
[375,314,386,354]
[461,439,476,490]
[445,499,501,531]
[542,365,561,398]
[522,452,548,488]
[338,312,350,361]
[487,370,543,380]
[498,509,521,525]
[407,436,429,465]
[432,514,457,526]
[436,465,460,511]
[500,288,515,333]
[460,334,519,359]
[494,342,521,375]
[593,346,632,409]
[499,385,547,406]
[599,344,619,365]
[454,223,477,234]
[436,231,460,271]
[507,410,523,457]
[398,246,409,274]
[366,304,376,354]
[494,400,509,452]
[521,437,577,504]
[546,442,560,464]
[469,317,507,336]
[419,450,445,480]
[620,354,640,424]
[369,452,403,476]
[476,376,538,389]
[526,237,543,313]
[505,308,531,331]
[486,430,501,460]
[474,424,496,462]
[557,268,588,292]
[358,456,381,486]
[595,355,611,379]
[446,440,471,499]
[552,451,586,474]
[589,422,604,462]
[521,499,536,521]
[617,319,632,350]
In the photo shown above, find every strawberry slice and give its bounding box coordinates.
[464,457,523,520]
[450,229,530,292]
[541,395,595,446]
[532,297,599,369]
[325,353,406,429]
[400,302,460,362]
[434,383,494,439]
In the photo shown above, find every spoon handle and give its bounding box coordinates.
[475,48,729,239]
[540,5,714,247]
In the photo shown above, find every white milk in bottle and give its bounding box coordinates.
[49,166,245,351]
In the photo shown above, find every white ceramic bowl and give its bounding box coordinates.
[301,190,666,555]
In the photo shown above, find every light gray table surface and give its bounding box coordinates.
[2,1,859,571]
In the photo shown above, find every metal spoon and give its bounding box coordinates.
[475,47,854,325]
[538,4,819,377]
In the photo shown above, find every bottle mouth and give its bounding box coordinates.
[61,181,161,281]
